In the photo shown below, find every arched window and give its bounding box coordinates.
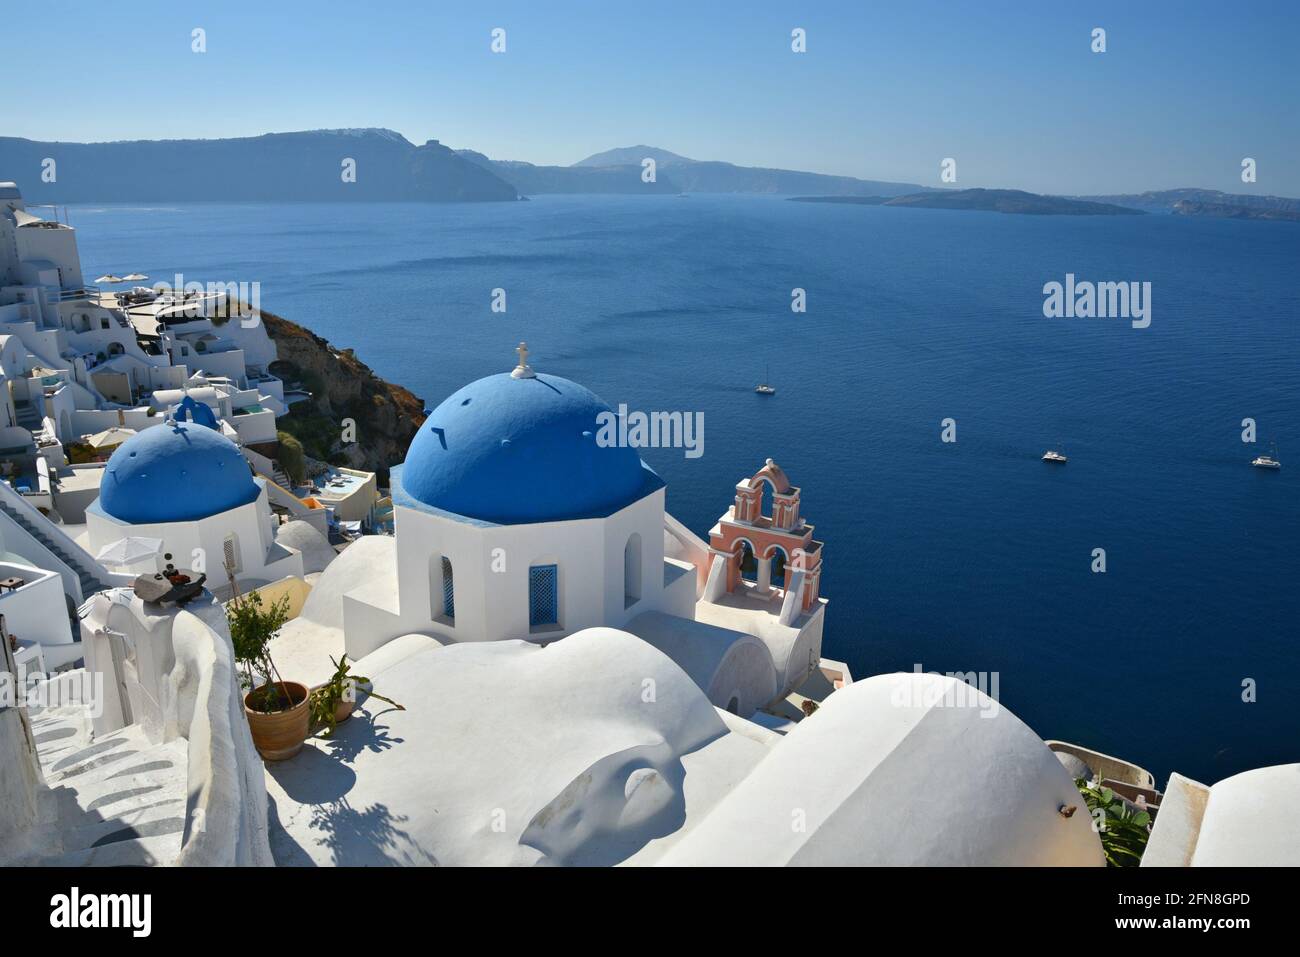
[431,554,454,623]
[107,342,124,356]
[529,564,559,630]
[623,533,642,608]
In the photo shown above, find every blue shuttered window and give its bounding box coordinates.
[528,564,558,627]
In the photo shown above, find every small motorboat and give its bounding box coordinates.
[1042,450,1067,464]
[1252,442,1281,470]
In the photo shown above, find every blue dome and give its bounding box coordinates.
[99,422,261,524]
[398,372,659,524]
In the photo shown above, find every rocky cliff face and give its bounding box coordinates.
[260,309,425,483]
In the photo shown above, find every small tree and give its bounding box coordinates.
[227,590,293,712]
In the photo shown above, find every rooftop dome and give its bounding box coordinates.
[398,360,659,525]
[99,422,260,524]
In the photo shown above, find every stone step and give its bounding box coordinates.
[55,798,188,855]
[17,832,182,868]
[21,686,191,868]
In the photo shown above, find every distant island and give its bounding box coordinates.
[0,129,520,203]
[1069,187,1300,215]
[569,145,926,197]
[791,189,1144,216]
[1171,199,1300,222]
[3,130,1298,218]
[1,131,930,203]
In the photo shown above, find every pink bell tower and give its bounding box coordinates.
[708,459,823,613]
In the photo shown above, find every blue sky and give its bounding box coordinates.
[4,0,1297,194]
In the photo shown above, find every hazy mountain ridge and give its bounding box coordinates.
[0,129,519,202]
[455,150,681,194]
[4,130,1298,209]
[574,145,928,196]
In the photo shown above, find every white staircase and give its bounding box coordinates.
[8,686,188,866]
[13,399,42,430]
[0,482,108,598]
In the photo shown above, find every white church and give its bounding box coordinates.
[301,343,827,722]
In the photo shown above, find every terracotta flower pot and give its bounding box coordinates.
[245,681,310,761]
[332,679,373,726]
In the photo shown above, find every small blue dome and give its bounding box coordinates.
[100,422,261,524]
[398,372,659,524]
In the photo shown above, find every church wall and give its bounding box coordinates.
[393,504,489,642]
[393,491,671,645]
[600,488,667,627]
[477,516,606,641]
[85,488,301,587]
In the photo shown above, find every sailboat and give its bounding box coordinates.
[1251,441,1281,470]
[755,363,776,396]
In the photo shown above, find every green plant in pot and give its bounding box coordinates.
[228,589,308,761]
[309,654,404,737]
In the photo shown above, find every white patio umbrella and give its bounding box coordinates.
[95,536,164,567]
[121,273,149,281]
[85,426,137,449]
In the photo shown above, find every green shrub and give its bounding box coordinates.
[276,430,306,484]
[1076,779,1152,867]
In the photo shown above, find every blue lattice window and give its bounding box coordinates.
[529,564,558,628]
[441,557,455,622]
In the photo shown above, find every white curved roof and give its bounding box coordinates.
[625,609,777,715]
[274,520,336,574]
[266,627,736,865]
[269,534,398,684]
[1191,764,1300,865]
[658,672,1105,866]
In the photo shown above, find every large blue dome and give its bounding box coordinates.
[99,422,261,524]
[397,372,660,524]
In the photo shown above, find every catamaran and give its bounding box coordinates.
[755,363,776,396]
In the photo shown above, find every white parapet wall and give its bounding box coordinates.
[165,598,275,866]
[79,589,274,866]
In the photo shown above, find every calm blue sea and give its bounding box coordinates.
[70,194,1299,784]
